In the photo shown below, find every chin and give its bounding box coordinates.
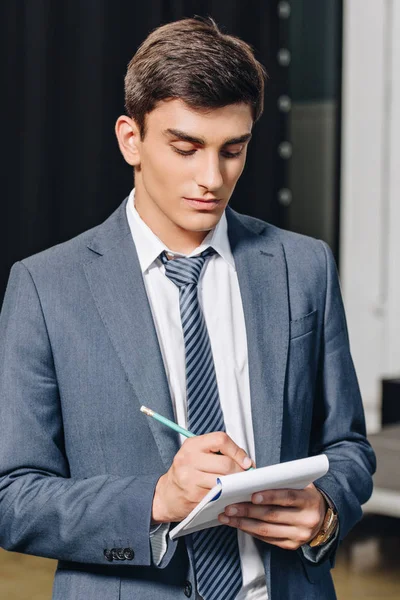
[182,213,222,232]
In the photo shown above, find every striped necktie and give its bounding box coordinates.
[161,248,243,600]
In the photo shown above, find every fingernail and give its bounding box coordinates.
[219,515,230,524]
[226,507,238,516]
[253,494,263,504]
[243,456,252,469]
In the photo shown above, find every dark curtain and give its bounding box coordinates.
[1,0,285,300]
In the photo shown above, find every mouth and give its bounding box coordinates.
[183,197,221,210]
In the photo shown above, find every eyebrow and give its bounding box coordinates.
[163,128,252,146]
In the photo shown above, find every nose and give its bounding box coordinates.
[195,152,224,192]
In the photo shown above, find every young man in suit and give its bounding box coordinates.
[0,17,375,600]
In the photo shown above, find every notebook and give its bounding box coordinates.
[169,454,329,539]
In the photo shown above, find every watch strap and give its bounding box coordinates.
[309,489,338,548]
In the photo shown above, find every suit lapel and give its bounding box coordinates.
[83,200,289,471]
[227,208,289,468]
[83,199,180,470]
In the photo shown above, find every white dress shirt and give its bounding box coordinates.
[126,189,268,600]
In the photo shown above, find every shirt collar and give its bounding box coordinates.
[126,189,235,273]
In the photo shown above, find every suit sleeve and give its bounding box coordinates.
[0,261,178,567]
[303,241,376,566]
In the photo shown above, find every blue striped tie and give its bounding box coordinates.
[161,248,243,600]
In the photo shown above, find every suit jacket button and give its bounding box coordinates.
[184,581,192,597]
[111,548,119,561]
[104,549,113,562]
[123,547,134,560]
[116,548,126,560]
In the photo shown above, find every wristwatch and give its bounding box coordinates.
[309,490,338,548]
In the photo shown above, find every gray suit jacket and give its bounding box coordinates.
[0,198,375,600]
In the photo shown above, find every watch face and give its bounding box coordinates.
[325,508,336,529]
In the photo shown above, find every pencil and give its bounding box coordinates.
[140,405,196,438]
[140,405,254,469]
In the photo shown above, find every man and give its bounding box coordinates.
[0,17,375,600]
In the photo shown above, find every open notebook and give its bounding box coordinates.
[169,454,329,540]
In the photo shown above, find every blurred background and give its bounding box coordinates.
[1,0,399,598]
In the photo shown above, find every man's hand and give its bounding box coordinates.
[218,483,326,550]
[152,432,254,523]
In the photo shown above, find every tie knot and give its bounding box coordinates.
[160,248,215,288]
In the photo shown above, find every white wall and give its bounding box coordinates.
[341,0,400,432]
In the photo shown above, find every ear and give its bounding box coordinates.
[115,115,141,166]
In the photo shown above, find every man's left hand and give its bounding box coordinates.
[218,484,326,550]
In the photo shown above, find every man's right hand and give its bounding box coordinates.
[151,432,254,523]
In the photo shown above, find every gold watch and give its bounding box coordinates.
[309,490,338,548]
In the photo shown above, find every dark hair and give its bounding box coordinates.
[124,17,267,139]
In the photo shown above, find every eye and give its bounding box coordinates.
[172,147,196,157]
[171,144,246,159]
[221,145,245,159]
[221,149,244,159]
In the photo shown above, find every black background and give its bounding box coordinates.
[1,0,289,301]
